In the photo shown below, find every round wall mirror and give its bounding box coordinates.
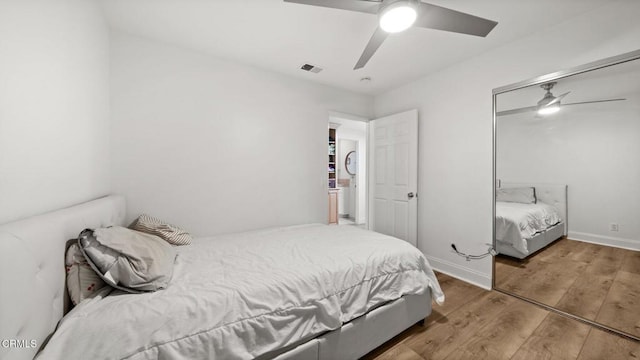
[345,151,357,175]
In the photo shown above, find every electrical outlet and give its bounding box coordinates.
[610,223,619,232]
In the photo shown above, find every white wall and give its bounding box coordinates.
[110,32,373,236]
[0,0,110,224]
[497,75,640,249]
[374,0,640,288]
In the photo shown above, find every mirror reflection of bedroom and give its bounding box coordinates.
[494,55,640,340]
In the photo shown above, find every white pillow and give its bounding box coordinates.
[65,243,108,305]
[130,214,192,246]
[496,187,536,204]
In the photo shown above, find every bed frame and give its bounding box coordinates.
[0,196,430,360]
[496,183,568,259]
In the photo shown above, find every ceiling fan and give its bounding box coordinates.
[283,0,498,70]
[496,82,627,117]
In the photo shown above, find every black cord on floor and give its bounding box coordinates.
[451,243,497,261]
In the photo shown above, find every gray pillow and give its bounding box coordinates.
[78,226,176,293]
[496,187,537,204]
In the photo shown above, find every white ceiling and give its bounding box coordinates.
[100,0,611,95]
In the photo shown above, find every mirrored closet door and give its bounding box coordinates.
[492,50,640,341]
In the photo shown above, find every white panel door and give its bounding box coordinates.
[368,109,418,246]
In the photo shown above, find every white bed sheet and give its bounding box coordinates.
[37,224,443,360]
[496,201,562,255]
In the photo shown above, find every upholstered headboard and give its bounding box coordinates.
[501,182,568,235]
[0,195,125,360]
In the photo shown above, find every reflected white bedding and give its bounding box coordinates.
[496,201,562,255]
[37,224,443,360]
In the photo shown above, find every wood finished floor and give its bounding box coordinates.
[495,238,640,338]
[362,272,640,360]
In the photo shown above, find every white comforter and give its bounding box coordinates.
[495,201,562,255]
[38,224,443,360]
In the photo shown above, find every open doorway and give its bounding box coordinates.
[329,114,367,227]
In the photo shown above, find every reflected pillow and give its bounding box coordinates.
[496,187,536,204]
[78,226,176,293]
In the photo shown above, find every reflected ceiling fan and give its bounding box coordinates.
[497,82,627,117]
[283,0,498,69]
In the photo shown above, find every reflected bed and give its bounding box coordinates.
[495,183,568,259]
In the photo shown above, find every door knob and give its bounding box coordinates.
[408,192,415,199]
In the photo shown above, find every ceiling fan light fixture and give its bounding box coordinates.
[536,82,561,115]
[537,92,556,107]
[537,104,560,116]
[379,1,418,33]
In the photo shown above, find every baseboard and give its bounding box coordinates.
[568,231,640,251]
[425,255,492,290]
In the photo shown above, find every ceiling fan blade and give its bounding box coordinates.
[415,2,498,37]
[545,91,570,106]
[563,98,626,106]
[498,98,627,117]
[283,0,381,14]
[354,27,388,69]
[496,106,538,117]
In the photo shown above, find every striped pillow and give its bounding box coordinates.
[131,214,192,246]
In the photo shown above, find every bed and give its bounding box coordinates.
[495,183,567,259]
[0,195,443,360]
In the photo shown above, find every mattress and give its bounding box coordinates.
[495,201,562,255]
[37,224,443,360]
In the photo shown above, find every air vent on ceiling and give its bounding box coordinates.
[300,63,323,73]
